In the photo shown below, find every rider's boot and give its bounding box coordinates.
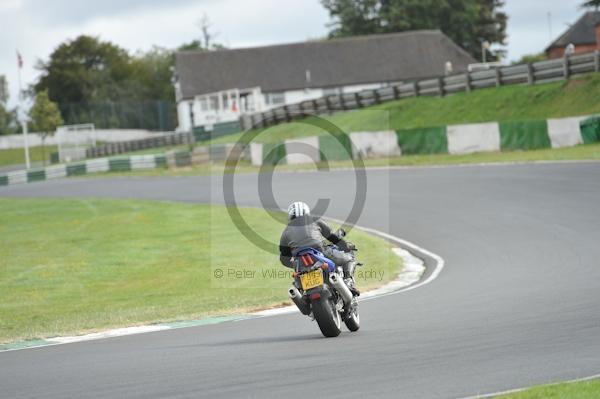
[343,261,360,297]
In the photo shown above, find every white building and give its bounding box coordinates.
[174,30,475,132]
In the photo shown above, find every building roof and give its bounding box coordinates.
[546,11,600,50]
[175,30,476,100]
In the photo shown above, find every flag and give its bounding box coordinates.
[17,51,23,69]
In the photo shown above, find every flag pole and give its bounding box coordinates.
[17,50,30,169]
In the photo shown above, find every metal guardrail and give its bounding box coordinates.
[240,51,600,131]
[86,132,194,158]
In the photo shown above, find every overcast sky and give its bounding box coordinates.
[1,0,587,108]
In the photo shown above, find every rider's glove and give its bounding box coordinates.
[337,239,350,252]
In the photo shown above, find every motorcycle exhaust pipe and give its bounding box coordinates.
[329,273,353,306]
[289,286,311,315]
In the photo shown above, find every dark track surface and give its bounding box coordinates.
[1,162,600,398]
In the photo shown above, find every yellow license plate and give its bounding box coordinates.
[300,269,324,290]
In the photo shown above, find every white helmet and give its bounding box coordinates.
[287,201,310,220]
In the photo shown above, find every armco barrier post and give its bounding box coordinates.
[563,55,570,79]
[527,64,534,85]
[393,85,400,100]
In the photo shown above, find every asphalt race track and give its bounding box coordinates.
[1,162,600,398]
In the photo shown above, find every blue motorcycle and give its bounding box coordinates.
[288,229,360,337]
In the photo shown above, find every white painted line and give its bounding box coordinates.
[251,245,427,317]
[49,325,171,344]
[326,216,445,296]
[252,216,443,318]
[361,248,425,299]
[456,373,600,399]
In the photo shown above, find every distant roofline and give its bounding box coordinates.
[545,11,600,51]
[176,29,476,99]
[177,29,445,56]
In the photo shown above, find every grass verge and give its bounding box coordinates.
[0,198,401,343]
[494,378,600,398]
[0,145,57,167]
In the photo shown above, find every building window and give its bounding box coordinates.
[199,97,208,111]
[264,92,285,105]
[222,93,229,110]
[209,95,219,111]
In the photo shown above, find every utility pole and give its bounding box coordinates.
[547,12,553,42]
[17,50,30,169]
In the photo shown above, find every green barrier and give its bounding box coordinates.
[109,158,131,172]
[580,115,600,144]
[155,155,167,168]
[0,175,7,186]
[193,126,209,141]
[174,151,192,167]
[193,121,241,142]
[499,120,551,151]
[396,126,448,154]
[66,163,87,176]
[262,142,287,165]
[27,169,46,182]
[318,134,352,161]
[213,120,241,138]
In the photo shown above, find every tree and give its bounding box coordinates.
[321,0,508,61]
[511,52,547,65]
[34,35,134,105]
[29,90,63,165]
[0,76,17,135]
[129,47,175,102]
[581,0,600,10]
[179,14,227,52]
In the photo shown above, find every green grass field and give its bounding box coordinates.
[495,379,600,398]
[0,145,57,167]
[0,198,401,343]
[205,73,600,145]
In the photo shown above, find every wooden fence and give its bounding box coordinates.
[240,51,600,131]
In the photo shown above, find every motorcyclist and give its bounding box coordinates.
[279,201,360,296]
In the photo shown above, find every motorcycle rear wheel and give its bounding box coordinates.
[312,296,342,337]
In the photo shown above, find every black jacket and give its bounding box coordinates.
[279,215,342,268]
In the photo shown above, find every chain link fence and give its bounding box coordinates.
[58,100,176,131]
